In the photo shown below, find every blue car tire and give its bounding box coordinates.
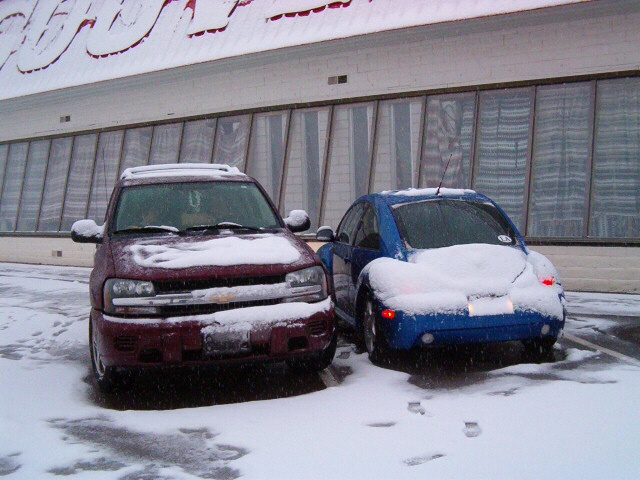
[362,294,391,363]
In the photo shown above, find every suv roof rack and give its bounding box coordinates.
[120,163,242,180]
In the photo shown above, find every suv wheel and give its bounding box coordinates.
[89,319,121,393]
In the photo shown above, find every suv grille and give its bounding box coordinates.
[158,298,281,316]
[154,274,286,294]
[151,274,286,316]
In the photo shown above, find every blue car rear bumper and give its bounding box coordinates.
[378,307,565,350]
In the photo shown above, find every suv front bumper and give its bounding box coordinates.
[92,298,334,368]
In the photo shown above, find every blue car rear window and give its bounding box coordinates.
[391,199,517,249]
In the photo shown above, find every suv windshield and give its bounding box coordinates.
[391,198,517,249]
[112,181,281,233]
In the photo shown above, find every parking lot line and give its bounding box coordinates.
[564,333,640,367]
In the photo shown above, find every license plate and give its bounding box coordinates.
[468,296,514,317]
[202,327,250,356]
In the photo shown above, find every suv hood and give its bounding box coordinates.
[109,231,317,280]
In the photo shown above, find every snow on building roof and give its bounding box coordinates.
[0,0,593,101]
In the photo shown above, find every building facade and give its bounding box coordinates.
[0,0,639,293]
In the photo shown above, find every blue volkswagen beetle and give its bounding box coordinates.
[316,188,566,363]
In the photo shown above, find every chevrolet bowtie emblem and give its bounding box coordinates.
[205,292,236,304]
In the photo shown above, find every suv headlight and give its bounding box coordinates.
[104,278,158,315]
[284,266,328,303]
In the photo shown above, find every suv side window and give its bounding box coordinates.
[336,203,364,245]
[353,204,380,250]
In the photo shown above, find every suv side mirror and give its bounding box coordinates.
[71,219,104,244]
[284,210,311,233]
[316,226,335,242]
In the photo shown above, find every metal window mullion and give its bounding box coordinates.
[113,129,126,182]
[175,121,186,163]
[277,109,294,213]
[243,114,255,173]
[0,146,9,206]
[522,86,537,237]
[318,105,336,228]
[33,140,52,232]
[209,117,218,164]
[145,126,155,165]
[417,95,429,188]
[468,91,480,190]
[368,100,381,193]
[14,141,31,232]
[58,136,76,232]
[415,96,427,188]
[584,80,599,238]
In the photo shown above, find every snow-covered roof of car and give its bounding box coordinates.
[383,187,477,197]
[120,163,245,181]
[376,188,481,205]
[0,0,593,100]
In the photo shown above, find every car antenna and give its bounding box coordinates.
[435,153,454,196]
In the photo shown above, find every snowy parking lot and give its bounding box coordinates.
[1,262,639,480]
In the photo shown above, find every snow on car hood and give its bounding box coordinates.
[107,232,313,280]
[365,244,563,319]
[128,234,301,269]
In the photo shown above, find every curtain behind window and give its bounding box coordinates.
[528,83,591,237]
[420,93,475,189]
[590,78,640,238]
[473,88,532,230]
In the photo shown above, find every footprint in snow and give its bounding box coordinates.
[407,402,426,415]
[404,453,445,466]
[367,422,396,428]
[463,421,482,438]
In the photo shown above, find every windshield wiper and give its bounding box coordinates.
[113,225,179,234]
[183,222,267,233]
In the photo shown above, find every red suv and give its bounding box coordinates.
[72,164,336,391]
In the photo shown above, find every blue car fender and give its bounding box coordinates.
[316,242,334,292]
[316,242,333,272]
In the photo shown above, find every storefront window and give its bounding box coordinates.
[420,93,475,189]
[590,78,640,238]
[372,99,423,192]
[323,103,374,229]
[38,138,72,232]
[149,122,183,164]
[61,134,98,230]
[0,143,28,231]
[16,140,50,232]
[247,112,290,204]
[473,88,532,230]
[528,83,592,237]
[282,108,330,230]
[120,126,153,173]
[180,118,216,163]
[213,115,251,170]
[87,130,124,223]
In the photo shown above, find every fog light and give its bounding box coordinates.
[422,333,435,344]
[541,324,551,335]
